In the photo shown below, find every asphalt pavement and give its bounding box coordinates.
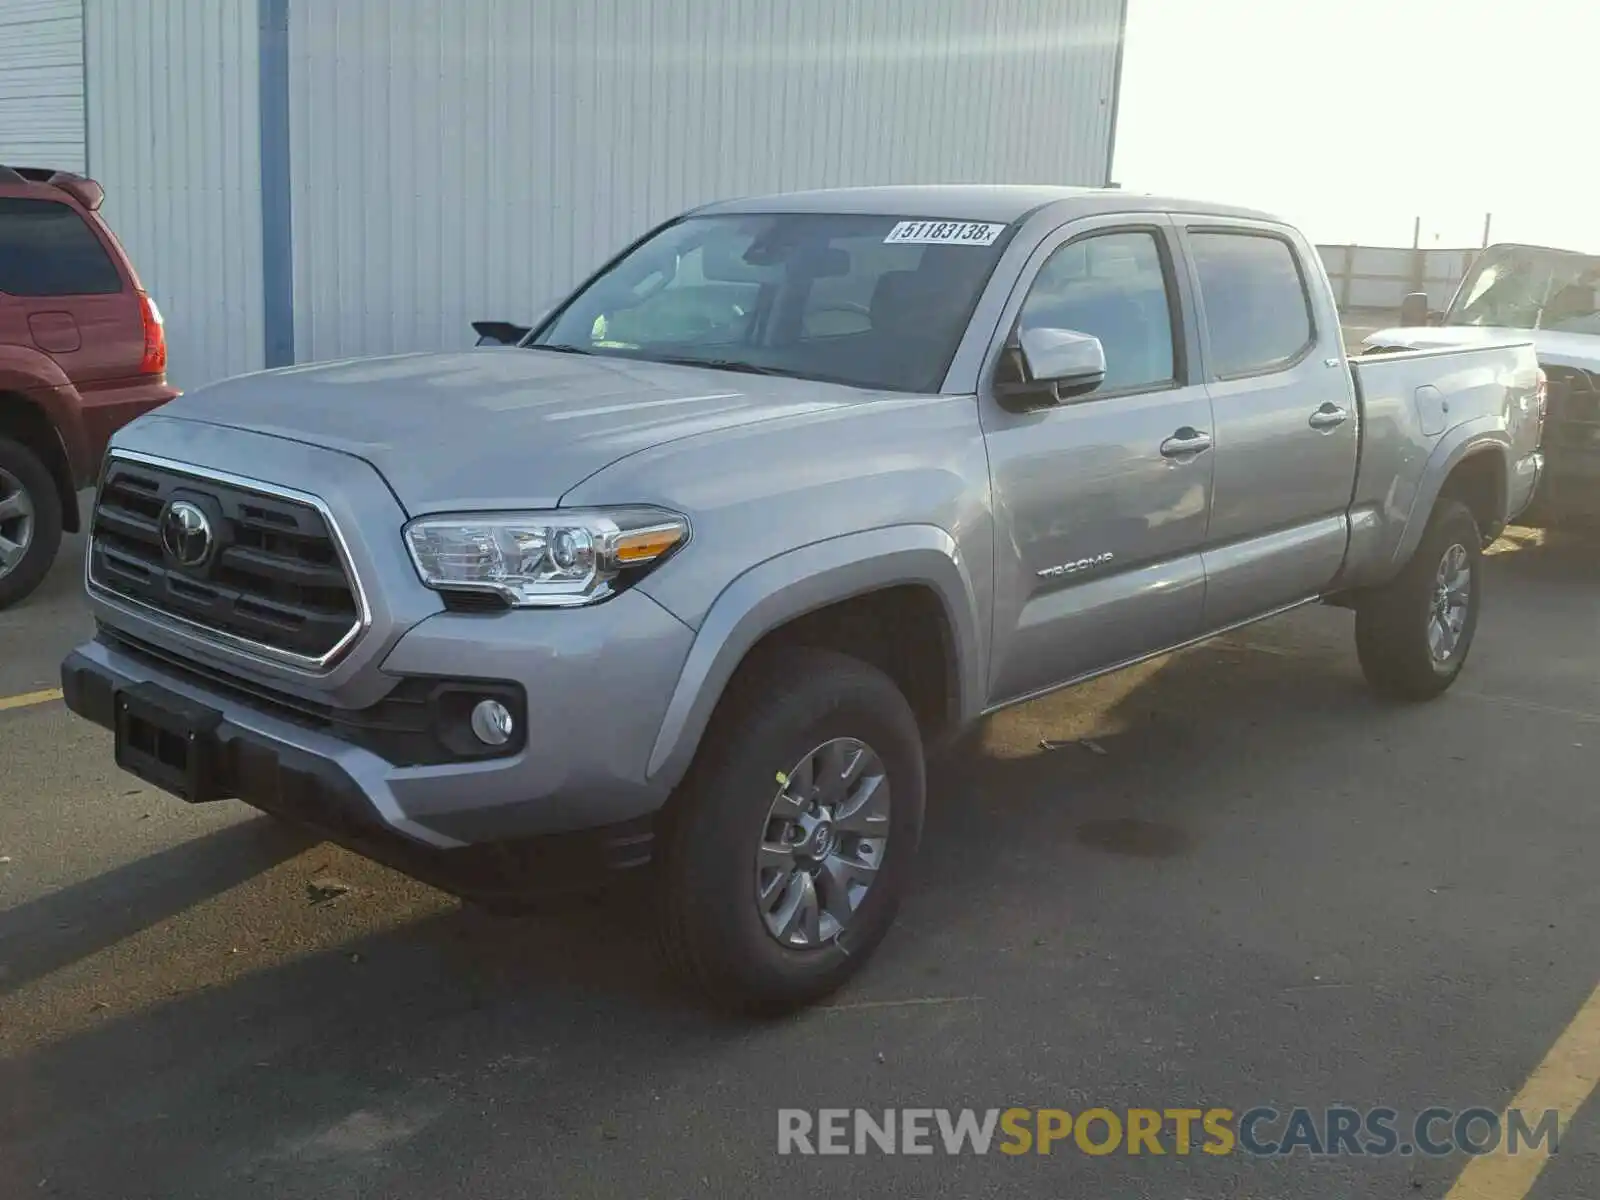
[2,505,1598,1199]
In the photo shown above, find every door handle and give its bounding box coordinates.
[1159,427,1213,458]
[1308,403,1350,431]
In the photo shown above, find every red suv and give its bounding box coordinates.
[0,165,177,608]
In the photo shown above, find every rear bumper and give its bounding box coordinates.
[78,378,180,484]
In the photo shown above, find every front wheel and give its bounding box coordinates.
[656,647,926,1015]
[1355,498,1483,701]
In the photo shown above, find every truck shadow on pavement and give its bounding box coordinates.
[0,817,314,997]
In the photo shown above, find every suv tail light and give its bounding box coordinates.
[138,292,167,376]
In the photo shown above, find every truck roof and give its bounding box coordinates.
[695,184,1284,226]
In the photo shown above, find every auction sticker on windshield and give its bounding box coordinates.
[884,220,1006,246]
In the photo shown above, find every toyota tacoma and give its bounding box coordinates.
[61,186,1544,1013]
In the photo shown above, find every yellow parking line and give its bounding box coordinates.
[0,688,63,712]
[1446,979,1600,1199]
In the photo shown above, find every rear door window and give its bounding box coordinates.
[1189,231,1314,378]
[0,198,124,297]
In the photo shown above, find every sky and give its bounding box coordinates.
[1112,0,1600,250]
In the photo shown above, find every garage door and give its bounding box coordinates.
[0,0,85,174]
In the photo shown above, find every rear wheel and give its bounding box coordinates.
[1355,498,1482,700]
[0,437,63,610]
[656,647,926,1015]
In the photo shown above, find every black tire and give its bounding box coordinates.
[0,436,64,611]
[656,646,926,1015]
[1355,498,1483,701]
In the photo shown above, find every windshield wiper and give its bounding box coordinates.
[529,342,598,355]
[650,355,792,378]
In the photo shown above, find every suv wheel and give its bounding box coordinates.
[0,437,63,610]
[1355,497,1482,701]
[657,647,926,1015]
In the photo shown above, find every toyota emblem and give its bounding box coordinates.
[160,500,215,568]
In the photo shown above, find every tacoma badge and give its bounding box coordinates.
[1037,552,1115,579]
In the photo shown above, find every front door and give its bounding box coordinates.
[981,217,1216,706]
[1178,222,1360,630]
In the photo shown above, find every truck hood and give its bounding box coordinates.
[1364,324,1600,371]
[153,349,880,513]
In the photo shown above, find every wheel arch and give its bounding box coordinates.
[1391,427,1509,569]
[644,525,985,790]
[1438,448,1509,545]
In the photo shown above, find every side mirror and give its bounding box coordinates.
[996,327,1107,409]
[472,320,532,347]
[1399,292,1438,327]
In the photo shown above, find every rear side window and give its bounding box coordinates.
[1190,231,1313,378]
[0,198,124,297]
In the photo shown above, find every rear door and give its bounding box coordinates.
[1176,220,1358,629]
[981,215,1216,705]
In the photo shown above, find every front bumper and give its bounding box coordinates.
[63,578,695,890]
[61,639,668,903]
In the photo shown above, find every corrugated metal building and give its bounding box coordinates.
[0,0,85,172]
[0,0,1129,391]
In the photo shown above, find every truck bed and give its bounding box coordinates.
[1338,340,1544,587]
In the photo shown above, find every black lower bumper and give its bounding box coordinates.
[60,648,655,907]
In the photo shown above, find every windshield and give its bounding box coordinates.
[532,212,1016,392]
[1444,245,1600,334]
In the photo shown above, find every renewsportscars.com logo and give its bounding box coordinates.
[777,1106,1561,1158]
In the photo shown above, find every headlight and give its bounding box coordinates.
[403,507,689,608]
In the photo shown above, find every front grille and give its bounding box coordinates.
[1542,366,1600,451]
[88,456,364,666]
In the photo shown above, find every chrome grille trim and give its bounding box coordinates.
[85,449,373,674]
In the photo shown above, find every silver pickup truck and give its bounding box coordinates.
[61,186,1544,1013]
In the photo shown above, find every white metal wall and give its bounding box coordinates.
[0,0,85,173]
[289,0,1125,365]
[84,0,264,391]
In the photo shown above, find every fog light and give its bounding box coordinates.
[470,698,515,747]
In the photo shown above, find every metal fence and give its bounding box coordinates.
[1315,244,1480,314]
